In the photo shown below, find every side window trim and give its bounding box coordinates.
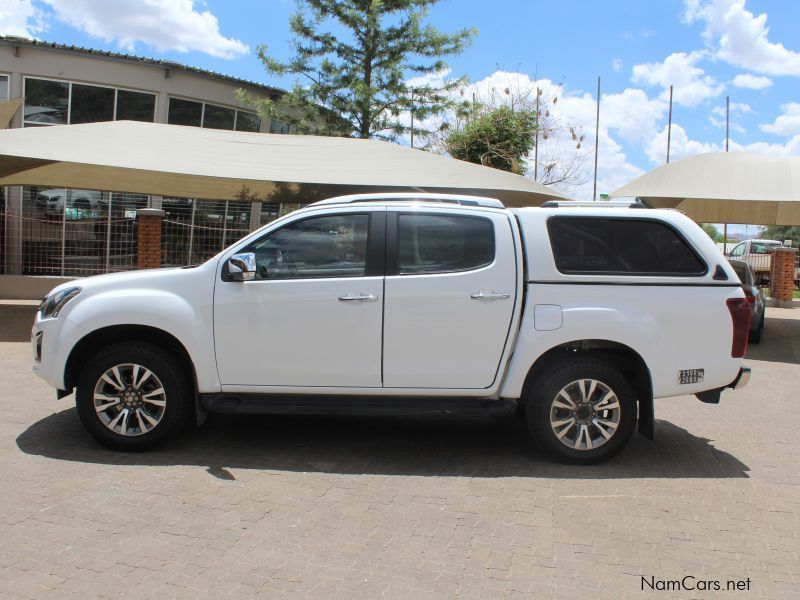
[546,215,709,277]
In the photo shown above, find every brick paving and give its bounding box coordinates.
[1,304,798,599]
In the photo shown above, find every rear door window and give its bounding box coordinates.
[547,217,707,276]
[397,214,494,274]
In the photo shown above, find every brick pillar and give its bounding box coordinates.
[136,208,165,270]
[770,247,798,308]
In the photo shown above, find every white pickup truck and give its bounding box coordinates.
[32,194,752,463]
[727,238,800,287]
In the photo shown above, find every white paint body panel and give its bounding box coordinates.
[214,276,383,387]
[31,263,220,392]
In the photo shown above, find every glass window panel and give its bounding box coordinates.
[70,83,115,124]
[398,214,494,275]
[0,75,8,101]
[236,111,260,132]
[116,89,155,122]
[203,104,235,129]
[269,118,290,134]
[24,78,68,125]
[246,214,369,279]
[168,97,202,126]
[548,217,707,275]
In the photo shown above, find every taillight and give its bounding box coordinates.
[726,297,751,358]
[743,286,755,304]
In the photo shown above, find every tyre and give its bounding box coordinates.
[525,358,637,464]
[76,342,191,451]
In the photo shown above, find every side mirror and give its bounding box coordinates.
[228,252,257,282]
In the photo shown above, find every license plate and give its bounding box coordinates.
[678,369,704,384]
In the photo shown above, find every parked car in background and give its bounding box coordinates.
[726,239,788,285]
[728,259,766,344]
[35,189,104,218]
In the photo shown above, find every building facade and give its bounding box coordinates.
[0,36,294,292]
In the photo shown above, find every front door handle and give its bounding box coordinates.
[338,294,378,302]
[471,291,511,300]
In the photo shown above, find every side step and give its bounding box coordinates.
[200,393,517,417]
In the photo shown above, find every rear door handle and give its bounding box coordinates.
[471,291,511,300]
[338,294,378,302]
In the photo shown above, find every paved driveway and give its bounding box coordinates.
[1,303,798,599]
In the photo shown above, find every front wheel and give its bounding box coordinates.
[76,342,191,451]
[525,358,637,464]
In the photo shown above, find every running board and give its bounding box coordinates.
[200,393,517,417]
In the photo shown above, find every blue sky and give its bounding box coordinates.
[2,0,800,204]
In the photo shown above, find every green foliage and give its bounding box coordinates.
[244,0,476,139]
[760,225,800,247]
[446,106,537,174]
[700,223,723,242]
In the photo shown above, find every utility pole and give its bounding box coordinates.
[666,85,673,163]
[534,88,541,181]
[410,88,415,149]
[592,76,600,201]
[725,95,729,152]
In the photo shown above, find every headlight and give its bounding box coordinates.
[39,286,81,319]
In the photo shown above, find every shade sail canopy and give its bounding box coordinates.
[0,99,22,129]
[611,151,800,225]
[0,120,567,206]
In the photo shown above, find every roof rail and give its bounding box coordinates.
[310,192,506,209]
[540,199,648,209]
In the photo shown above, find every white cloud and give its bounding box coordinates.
[406,68,452,89]
[685,0,800,76]
[709,101,751,133]
[760,103,800,137]
[39,0,248,59]
[731,73,772,89]
[631,51,724,107]
[711,101,752,117]
[0,0,46,37]
[646,123,721,164]
[612,58,623,72]
[735,135,800,157]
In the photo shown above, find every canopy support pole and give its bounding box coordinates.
[592,76,600,201]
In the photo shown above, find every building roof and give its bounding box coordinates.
[0,36,286,100]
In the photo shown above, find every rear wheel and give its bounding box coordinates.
[525,358,637,464]
[76,342,191,451]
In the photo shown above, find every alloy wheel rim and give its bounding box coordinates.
[549,379,621,451]
[93,363,166,436]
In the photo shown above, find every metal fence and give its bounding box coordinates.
[161,199,253,267]
[0,186,305,276]
[1,187,144,276]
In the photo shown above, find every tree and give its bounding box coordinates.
[761,225,800,247]
[430,80,589,188]
[244,0,476,140]
[446,106,536,174]
[700,223,723,242]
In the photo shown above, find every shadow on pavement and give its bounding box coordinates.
[745,315,800,365]
[0,304,37,342]
[17,408,750,479]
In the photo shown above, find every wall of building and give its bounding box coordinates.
[0,43,273,130]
